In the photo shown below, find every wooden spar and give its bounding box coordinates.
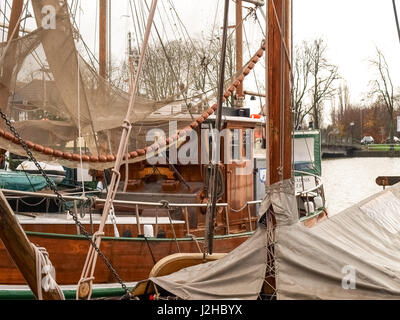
[99,0,107,78]
[267,0,292,185]
[244,90,266,98]
[108,0,112,80]
[7,0,24,41]
[235,0,244,103]
[204,0,230,256]
[0,0,24,121]
[0,191,62,300]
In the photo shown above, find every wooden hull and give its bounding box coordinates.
[0,230,252,285]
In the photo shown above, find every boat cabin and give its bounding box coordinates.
[96,108,264,236]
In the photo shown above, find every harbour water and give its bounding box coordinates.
[322,157,400,215]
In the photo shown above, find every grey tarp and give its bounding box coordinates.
[134,180,400,299]
[148,226,268,300]
[276,182,400,299]
[133,179,297,300]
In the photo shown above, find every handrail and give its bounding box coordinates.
[95,198,262,208]
[0,188,265,208]
[294,170,327,222]
[293,170,324,196]
[1,188,88,201]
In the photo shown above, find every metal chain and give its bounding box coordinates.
[0,110,130,298]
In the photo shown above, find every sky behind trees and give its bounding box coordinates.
[21,0,400,122]
[294,0,400,105]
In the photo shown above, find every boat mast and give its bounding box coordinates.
[7,0,24,41]
[0,0,24,166]
[235,0,244,107]
[0,0,24,112]
[204,0,230,256]
[266,0,292,185]
[99,0,107,78]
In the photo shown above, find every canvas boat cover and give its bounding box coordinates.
[134,180,400,300]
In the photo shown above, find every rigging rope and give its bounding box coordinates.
[0,109,130,298]
[32,243,65,300]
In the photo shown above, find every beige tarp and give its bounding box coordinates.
[134,180,400,300]
[132,179,297,300]
[148,226,268,300]
[275,182,400,299]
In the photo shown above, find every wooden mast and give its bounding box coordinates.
[0,191,63,300]
[99,0,107,78]
[0,0,24,113]
[0,0,25,165]
[235,0,244,107]
[204,0,230,256]
[267,0,292,185]
[7,0,24,41]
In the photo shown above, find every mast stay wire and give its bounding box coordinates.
[393,0,400,47]
[143,0,196,120]
[168,0,259,99]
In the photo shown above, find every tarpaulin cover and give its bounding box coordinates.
[275,182,400,299]
[136,180,400,300]
[133,179,297,300]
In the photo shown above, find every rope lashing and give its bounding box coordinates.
[31,243,65,300]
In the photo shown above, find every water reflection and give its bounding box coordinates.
[322,157,400,215]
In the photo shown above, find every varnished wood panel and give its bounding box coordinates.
[0,232,250,285]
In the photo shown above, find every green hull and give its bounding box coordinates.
[0,284,136,300]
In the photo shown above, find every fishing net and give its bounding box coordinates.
[0,0,265,170]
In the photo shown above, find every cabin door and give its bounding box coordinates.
[225,127,254,232]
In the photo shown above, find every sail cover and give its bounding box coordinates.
[133,181,400,300]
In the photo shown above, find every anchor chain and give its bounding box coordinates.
[0,110,130,299]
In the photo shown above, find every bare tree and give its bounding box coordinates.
[109,31,237,104]
[369,48,398,141]
[293,42,312,129]
[293,38,339,129]
[338,82,350,115]
[309,38,340,129]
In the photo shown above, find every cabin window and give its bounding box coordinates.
[230,129,241,161]
[242,129,253,160]
[208,131,214,162]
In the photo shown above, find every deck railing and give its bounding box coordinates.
[2,188,261,238]
[294,170,326,221]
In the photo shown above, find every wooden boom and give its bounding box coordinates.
[0,191,62,300]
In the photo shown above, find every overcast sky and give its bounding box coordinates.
[21,0,400,116]
[294,0,400,105]
[87,0,400,106]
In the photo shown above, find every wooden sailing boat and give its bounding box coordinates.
[0,0,268,292]
[0,0,326,299]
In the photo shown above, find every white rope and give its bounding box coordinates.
[31,244,65,300]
